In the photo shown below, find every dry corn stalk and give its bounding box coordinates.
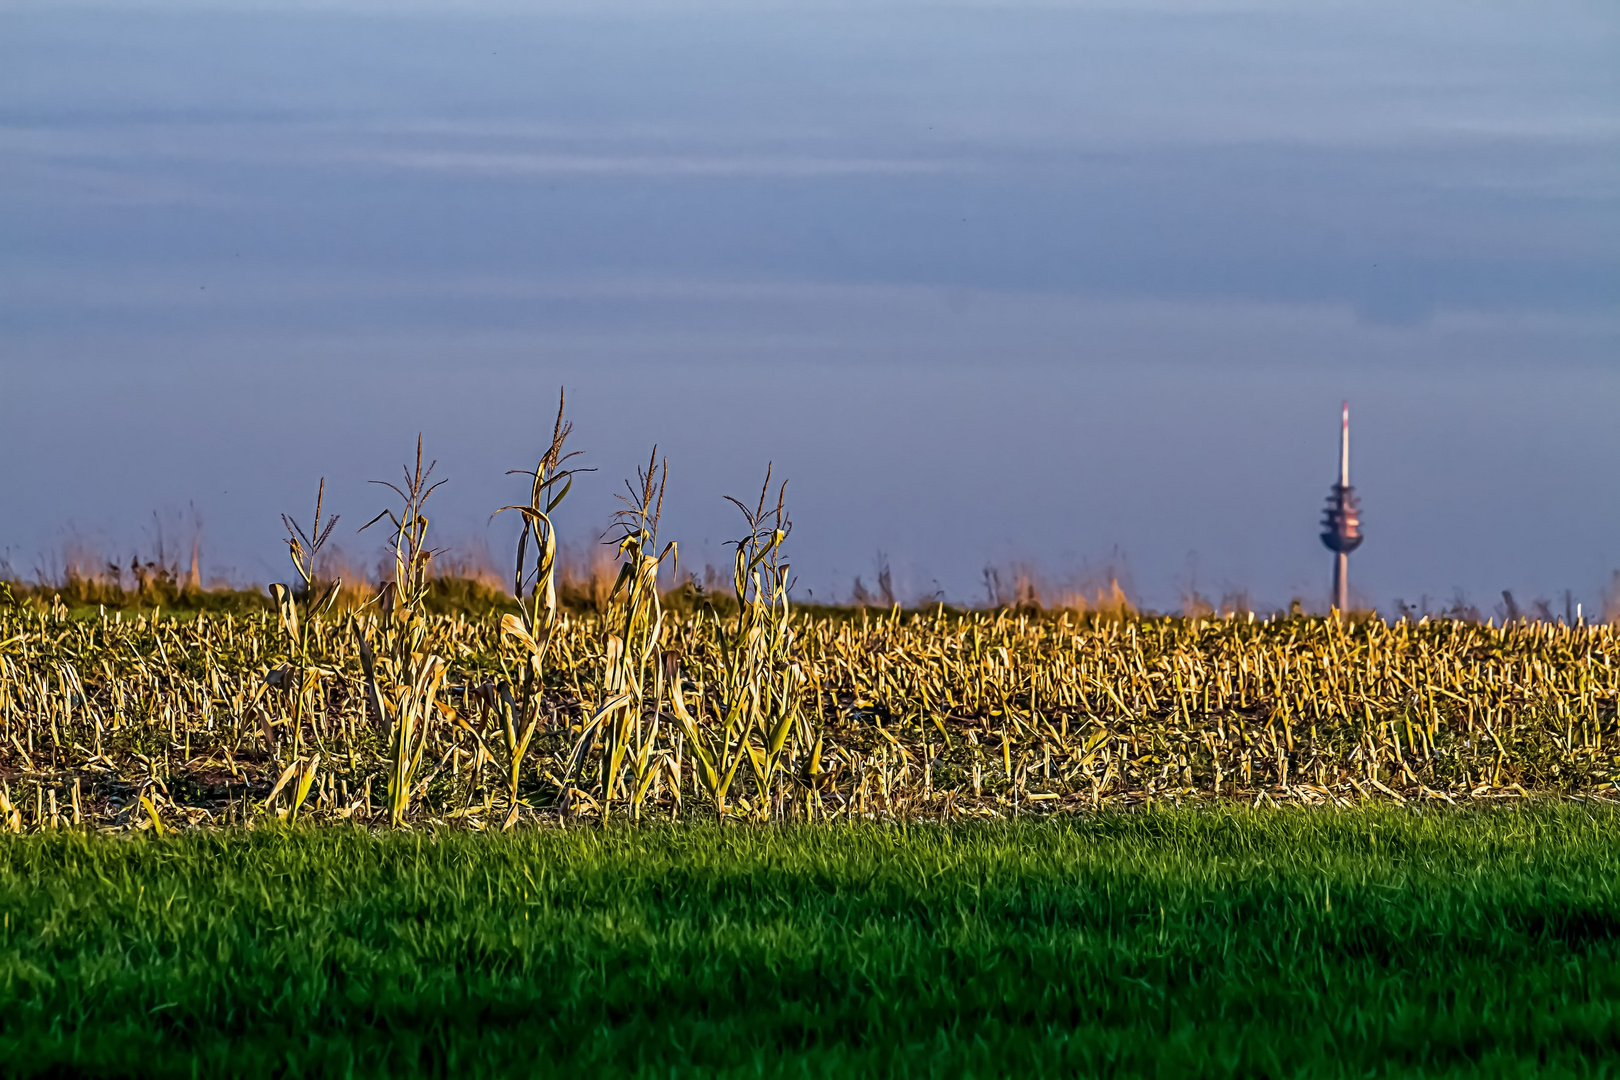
[488,390,587,822]
[357,437,448,826]
[571,450,676,820]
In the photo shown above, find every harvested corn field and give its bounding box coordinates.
[1,600,1616,832]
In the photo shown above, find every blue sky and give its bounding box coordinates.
[2,1,1616,612]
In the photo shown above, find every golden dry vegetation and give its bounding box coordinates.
[2,599,1616,832]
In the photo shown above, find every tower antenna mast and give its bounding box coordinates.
[1320,401,1363,614]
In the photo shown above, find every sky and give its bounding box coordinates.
[2,0,1616,614]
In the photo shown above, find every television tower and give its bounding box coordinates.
[1320,402,1363,613]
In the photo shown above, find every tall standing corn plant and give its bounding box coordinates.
[668,469,807,819]
[266,479,341,816]
[563,450,675,819]
[491,392,588,825]
[357,437,447,827]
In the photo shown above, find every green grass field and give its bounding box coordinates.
[2,805,1617,1078]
